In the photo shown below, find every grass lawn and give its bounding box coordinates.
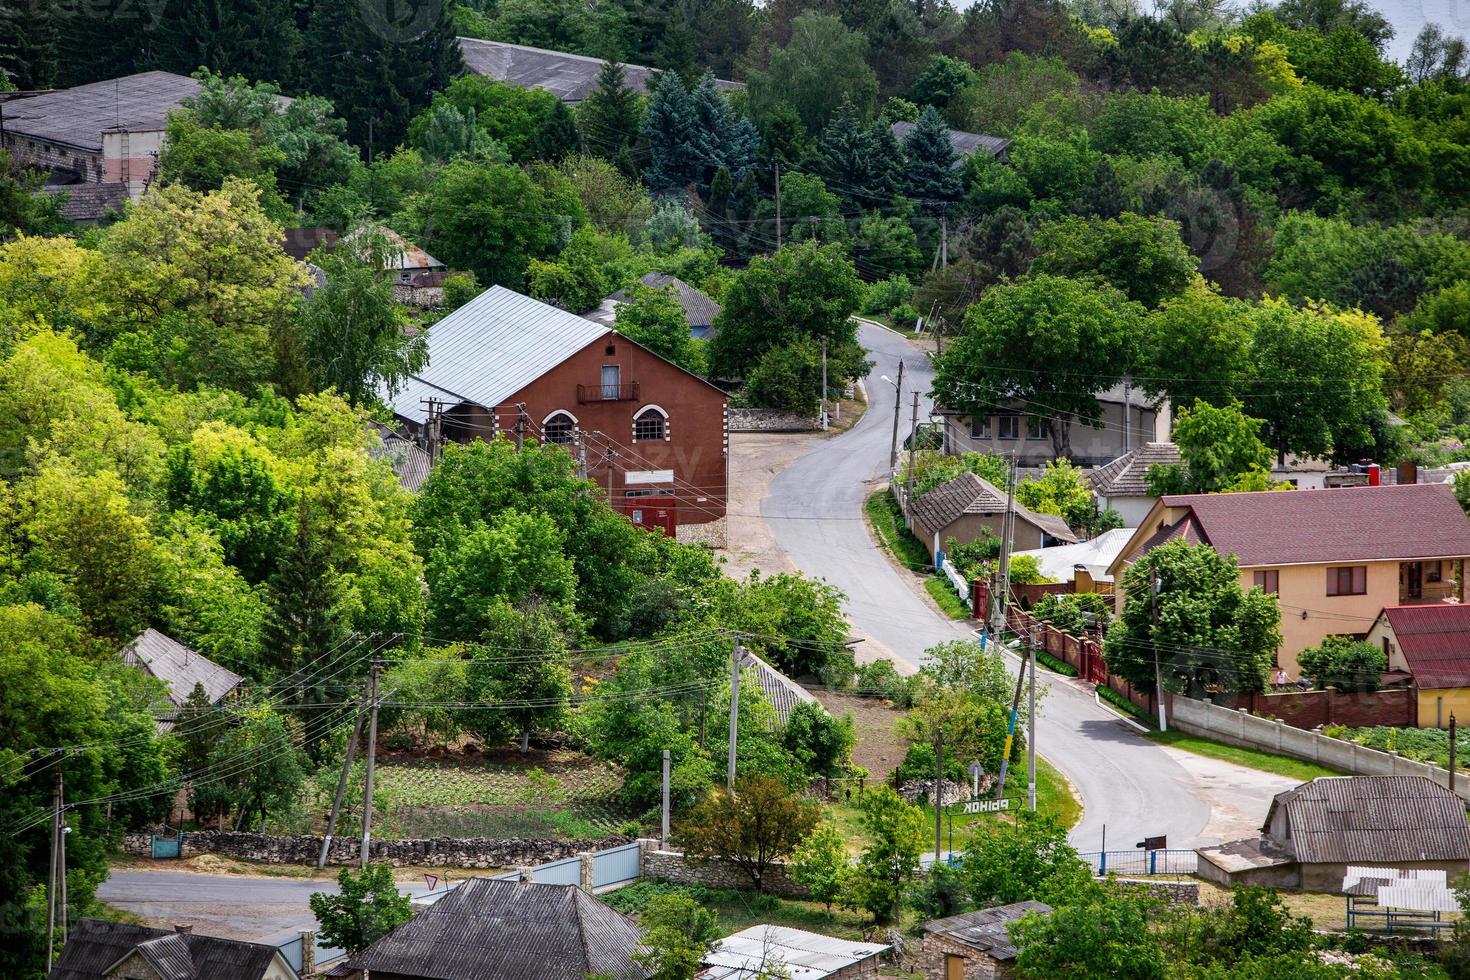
[1144,730,1345,782]
[865,488,931,573]
[924,577,969,620]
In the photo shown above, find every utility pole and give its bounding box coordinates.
[1151,568,1168,732]
[604,444,616,503]
[513,404,527,451]
[774,163,782,249]
[47,767,61,972]
[575,431,588,480]
[728,638,742,791]
[995,664,1027,801]
[661,749,671,847]
[820,338,828,432]
[992,455,1018,634]
[905,392,920,531]
[940,216,948,270]
[1452,715,1459,795]
[359,657,382,868]
[888,360,905,474]
[319,698,369,869]
[1027,629,1037,812]
[934,723,944,864]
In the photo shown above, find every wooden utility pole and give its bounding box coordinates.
[820,338,828,432]
[727,638,742,792]
[47,767,62,971]
[904,392,920,530]
[940,216,948,270]
[992,455,1017,634]
[774,163,782,249]
[319,698,369,869]
[1027,630,1037,812]
[934,723,944,864]
[888,360,905,474]
[359,657,382,868]
[1151,568,1168,732]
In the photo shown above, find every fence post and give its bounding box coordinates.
[578,852,595,893]
[1100,851,1107,875]
[300,931,315,978]
[1149,850,1156,875]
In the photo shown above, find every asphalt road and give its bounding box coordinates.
[763,321,1212,850]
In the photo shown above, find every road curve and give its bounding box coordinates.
[762,321,1211,849]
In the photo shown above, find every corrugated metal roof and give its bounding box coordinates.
[1157,483,1470,567]
[606,273,721,331]
[4,71,200,150]
[56,919,294,980]
[389,286,611,425]
[913,472,1078,544]
[1382,604,1470,689]
[698,925,888,979]
[1088,443,1181,497]
[120,628,242,707]
[1266,776,1470,865]
[739,650,818,726]
[1013,527,1134,584]
[348,878,646,980]
[890,121,1012,163]
[922,901,1052,962]
[458,38,742,102]
[52,919,174,979]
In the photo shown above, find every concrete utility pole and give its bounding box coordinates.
[319,698,369,869]
[47,767,61,971]
[888,360,905,474]
[934,723,944,864]
[575,432,588,480]
[1027,629,1037,812]
[820,338,828,432]
[360,657,382,868]
[514,403,527,451]
[661,750,671,847]
[727,639,743,791]
[905,392,920,530]
[940,216,948,270]
[1452,715,1459,794]
[774,163,782,249]
[994,663,1027,801]
[993,455,1018,634]
[1151,568,1168,732]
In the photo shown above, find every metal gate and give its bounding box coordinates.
[1083,640,1108,685]
[151,833,183,859]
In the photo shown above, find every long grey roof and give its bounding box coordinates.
[55,919,294,980]
[459,38,742,102]
[4,71,201,150]
[923,901,1052,961]
[1264,776,1470,865]
[890,120,1011,163]
[612,273,721,329]
[347,878,646,979]
[390,285,612,425]
[1088,442,1181,497]
[120,628,243,707]
[913,472,1078,544]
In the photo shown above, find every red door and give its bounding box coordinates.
[626,496,677,536]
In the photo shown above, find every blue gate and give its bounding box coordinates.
[151,833,183,859]
[530,855,582,887]
[591,843,642,889]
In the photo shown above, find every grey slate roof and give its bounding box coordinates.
[386,285,612,425]
[459,38,742,101]
[890,121,1012,164]
[739,649,819,726]
[369,426,433,492]
[4,71,201,150]
[40,182,129,222]
[1088,442,1181,497]
[347,878,647,979]
[120,628,243,707]
[611,273,721,331]
[53,919,294,980]
[1264,776,1470,865]
[912,472,1078,544]
[923,901,1052,961]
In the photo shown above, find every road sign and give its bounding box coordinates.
[967,761,985,798]
[424,873,439,891]
[954,797,1010,815]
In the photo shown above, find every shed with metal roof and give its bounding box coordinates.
[890,121,1012,164]
[698,925,888,979]
[910,472,1077,563]
[120,629,243,727]
[918,901,1051,977]
[458,38,742,102]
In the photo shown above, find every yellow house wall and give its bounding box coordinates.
[1417,688,1470,730]
[1259,561,1399,677]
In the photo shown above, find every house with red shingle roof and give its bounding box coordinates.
[1367,604,1470,726]
[1107,484,1470,678]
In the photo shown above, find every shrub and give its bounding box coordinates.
[1297,636,1385,693]
[860,275,913,315]
[853,658,919,706]
[744,340,821,413]
[1031,592,1111,635]
[889,302,920,326]
[894,740,966,785]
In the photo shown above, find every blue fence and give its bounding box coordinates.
[273,932,344,972]
[529,855,583,887]
[1076,849,1198,876]
[592,842,642,889]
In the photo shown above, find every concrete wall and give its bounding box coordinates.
[1168,696,1470,803]
[728,408,822,432]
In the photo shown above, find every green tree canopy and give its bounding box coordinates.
[310,862,412,954]
[1147,400,1274,495]
[1029,213,1200,309]
[676,776,820,892]
[746,13,878,134]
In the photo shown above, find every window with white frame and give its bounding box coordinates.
[543,411,576,445]
[633,406,668,442]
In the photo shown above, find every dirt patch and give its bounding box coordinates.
[813,690,908,782]
[720,431,820,580]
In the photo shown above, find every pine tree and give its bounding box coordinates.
[642,71,701,191]
[535,100,580,161]
[812,98,896,208]
[756,100,806,190]
[865,121,905,205]
[152,0,302,84]
[55,0,153,86]
[902,104,961,214]
[726,115,759,181]
[580,61,643,160]
[705,165,736,250]
[0,0,59,89]
[730,171,760,255]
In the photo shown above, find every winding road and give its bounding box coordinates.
[764,322,1231,850]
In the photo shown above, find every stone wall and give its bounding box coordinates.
[122,830,633,869]
[728,408,822,432]
[638,840,810,898]
[676,516,727,548]
[1108,877,1200,907]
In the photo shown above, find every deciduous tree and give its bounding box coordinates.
[310,862,412,954]
[676,776,820,892]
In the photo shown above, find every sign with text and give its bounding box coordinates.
[954,797,1011,815]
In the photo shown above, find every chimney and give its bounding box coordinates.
[174,924,193,935]
[1367,463,1380,487]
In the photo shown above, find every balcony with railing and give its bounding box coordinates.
[577,381,640,404]
[1399,559,1465,605]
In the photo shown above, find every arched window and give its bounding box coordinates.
[633,405,668,442]
[543,411,577,445]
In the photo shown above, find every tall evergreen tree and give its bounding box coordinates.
[55,0,156,85]
[902,105,961,213]
[811,98,899,207]
[866,120,905,204]
[0,0,59,89]
[535,100,580,161]
[642,71,701,191]
[756,100,807,190]
[152,0,302,84]
[704,165,736,250]
[689,71,734,187]
[300,0,460,157]
[580,61,643,160]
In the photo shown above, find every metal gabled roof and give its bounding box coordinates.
[120,628,242,707]
[1265,775,1470,865]
[394,286,611,425]
[700,925,888,979]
